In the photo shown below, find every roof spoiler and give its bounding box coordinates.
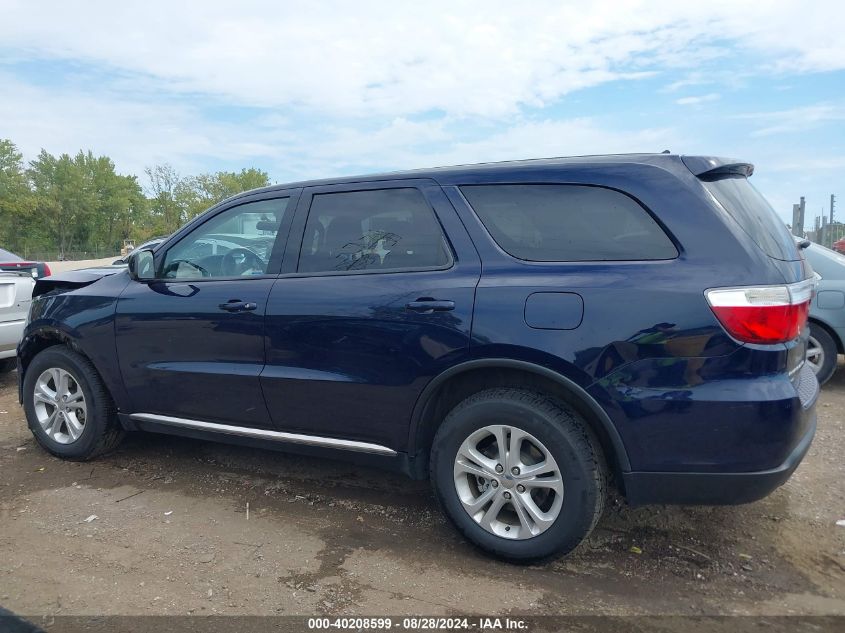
[681,156,754,180]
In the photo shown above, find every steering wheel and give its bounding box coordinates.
[221,247,265,276]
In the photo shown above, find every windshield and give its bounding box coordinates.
[703,176,799,261]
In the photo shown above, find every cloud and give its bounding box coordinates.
[737,103,845,137]
[675,93,721,106]
[663,73,713,92]
[0,72,290,177]
[1,1,844,120]
[0,68,680,183]
[423,119,677,167]
[766,156,845,173]
[0,0,841,224]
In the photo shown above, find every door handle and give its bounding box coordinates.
[405,299,455,313]
[219,300,258,312]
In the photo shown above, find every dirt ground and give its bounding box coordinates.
[0,363,843,618]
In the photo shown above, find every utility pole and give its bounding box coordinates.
[800,196,806,238]
[792,204,801,236]
[792,196,807,237]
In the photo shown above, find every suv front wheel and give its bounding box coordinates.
[430,388,607,563]
[23,346,124,460]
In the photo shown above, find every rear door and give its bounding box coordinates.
[261,180,480,452]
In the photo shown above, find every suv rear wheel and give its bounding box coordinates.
[430,388,607,563]
[23,346,124,460]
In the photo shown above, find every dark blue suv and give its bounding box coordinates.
[17,154,818,562]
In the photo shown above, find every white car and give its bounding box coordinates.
[0,271,35,373]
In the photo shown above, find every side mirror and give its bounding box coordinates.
[128,249,155,281]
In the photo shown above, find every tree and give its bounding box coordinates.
[24,149,146,257]
[87,156,146,252]
[28,151,85,258]
[0,139,36,250]
[0,138,273,257]
[144,163,186,235]
[180,167,271,220]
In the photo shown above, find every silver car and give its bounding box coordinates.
[799,240,845,384]
[0,271,35,373]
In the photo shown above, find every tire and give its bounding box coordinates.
[430,388,607,563]
[807,323,838,385]
[0,358,16,373]
[23,346,124,460]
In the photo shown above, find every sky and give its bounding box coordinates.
[1,0,843,226]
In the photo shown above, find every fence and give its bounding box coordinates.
[805,223,845,250]
[4,245,119,262]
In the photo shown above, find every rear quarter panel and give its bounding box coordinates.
[440,160,807,472]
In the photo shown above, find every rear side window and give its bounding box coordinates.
[298,188,452,274]
[460,184,677,262]
[703,176,799,261]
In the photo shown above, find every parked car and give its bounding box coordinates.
[17,154,818,562]
[0,271,35,373]
[0,248,50,279]
[833,237,845,255]
[111,236,168,266]
[796,239,845,384]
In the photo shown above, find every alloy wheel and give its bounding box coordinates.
[806,335,825,375]
[453,424,563,540]
[33,368,87,444]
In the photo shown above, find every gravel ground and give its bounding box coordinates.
[0,363,843,617]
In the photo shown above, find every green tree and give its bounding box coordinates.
[25,149,146,257]
[144,163,186,235]
[0,139,274,257]
[0,139,36,251]
[28,151,87,258]
[85,155,145,252]
[180,167,272,220]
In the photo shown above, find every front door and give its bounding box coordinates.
[115,194,296,427]
[261,181,481,451]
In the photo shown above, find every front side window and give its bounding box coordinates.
[161,198,289,279]
[298,188,452,274]
[460,184,677,262]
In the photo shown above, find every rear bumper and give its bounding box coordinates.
[0,318,25,358]
[622,411,816,505]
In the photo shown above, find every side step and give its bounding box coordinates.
[129,413,397,456]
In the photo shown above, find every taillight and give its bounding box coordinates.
[705,279,814,344]
[42,263,51,277]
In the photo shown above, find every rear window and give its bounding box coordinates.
[703,177,799,261]
[0,248,22,261]
[459,184,677,262]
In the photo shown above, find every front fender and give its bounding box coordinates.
[18,273,131,412]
